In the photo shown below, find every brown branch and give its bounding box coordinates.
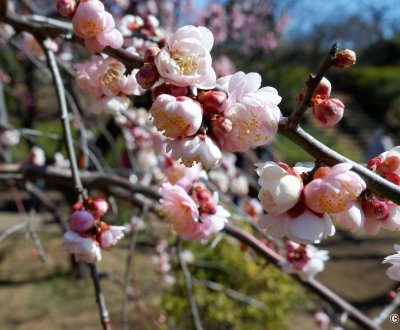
[223,223,381,330]
[288,43,338,128]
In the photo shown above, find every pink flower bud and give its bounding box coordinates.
[313,77,331,101]
[92,198,109,217]
[363,195,389,219]
[99,225,125,249]
[169,85,189,97]
[209,114,232,146]
[144,47,161,63]
[152,83,168,100]
[136,64,159,89]
[199,90,228,114]
[334,49,356,68]
[57,0,77,17]
[70,210,95,233]
[312,98,344,126]
[192,183,217,214]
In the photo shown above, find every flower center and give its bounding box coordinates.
[171,51,199,75]
[78,19,104,38]
[102,64,124,92]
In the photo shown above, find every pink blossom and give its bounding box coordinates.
[280,241,329,281]
[256,162,303,215]
[221,72,282,152]
[57,0,77,17]
[244,198,263,220]
[69,210,95,233]
[90,95,131,115]
[151,95,203,139]
[99,225,125,249]
[154,25,216,89]
[383,244,400,281]
[62,230,101,263]
[368,146,400,177]
[118,15,144,36]
[230,175,249,196]
[314,310,330,330]
[92,198,109,217]
[304,163,366,214]
[312,98,345,126]
[152,252,171,274]
[72,0,123,53]
[166,135,222,169]
[159,156,204,191]
[334,201,365,232]
[259,206,335,244]
[208,170,230,192]
[364,203,400,235]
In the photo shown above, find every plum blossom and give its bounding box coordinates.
[334,201,365,232]
[151,95,203,138]
[62,230,102,263]
[0,129,20,147]
[256,162,303,216]
[99,226,125,249]
[159,183,229,240]
[167,134,222,169]
[154,25,216,89]
[363,203,400,235]
[280,241,329,281]
[70,210,95,234]
[304,163,366,214]
[259,203,335,244]
[312,98,345,127]
[118,15,144,36]
[383,244,400,281]
[314,310,330,330]
[220,72,282,152]
[72,0,123,53]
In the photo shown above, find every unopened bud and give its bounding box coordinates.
[199,90,228,114]
[144,47,161,63]
[152,83,168,100]
[193,183,217,214]
[136,64,159,89]
[334,49,356,68]
[70,210,95,234]
[313,77,331,101]
[169,84,189,97]
[92,198,109,217]
[312,98,344,126]
[363,195,389,219]
[210,115,232,146]
[56,0,77,17]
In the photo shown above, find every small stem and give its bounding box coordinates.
[177,239,204,330]
[90,264,112,330]
[289,43,338,127]
[41,37,87,201]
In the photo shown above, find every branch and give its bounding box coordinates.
[42,37,87,200]
[223,223,381,330]
[177,239,204,330]
[90,264,112,330]
[289,43,338,127]
[278,121,400,204]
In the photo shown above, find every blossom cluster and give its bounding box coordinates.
[62,197,124,263]
[134,25,282,169]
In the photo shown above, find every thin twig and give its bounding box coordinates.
[41,37,87,200]
[288,43,338,127]
[90,264,112,330]
[177,239,204,330]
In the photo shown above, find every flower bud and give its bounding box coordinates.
[363,195,389,219]
[57,0,77,17]
[144,47,161,63]
[192,183,217,214]
[92,198,109,217]
[312,98,344,126]
[152,83,168,100]
[199,90,228,114]
[136,64,159,89]
[334,49,356,68]
[70,210,95,234]
[313,77,331,101]
[209,114,232,146]
[169,85,189,97]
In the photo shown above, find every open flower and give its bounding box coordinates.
[304,163,366,214]
[259,204,335,244]
[256,161,302,215]
[334,201,365,232]
[383,244,400,281]
[221,72,282,152]
[99,225,125,249]
[154,25,216,89]
[280,241,329,281]
[151,95,203,138]
[72,0,123,53]
[62,230,101,263]
[167,134,222,169]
